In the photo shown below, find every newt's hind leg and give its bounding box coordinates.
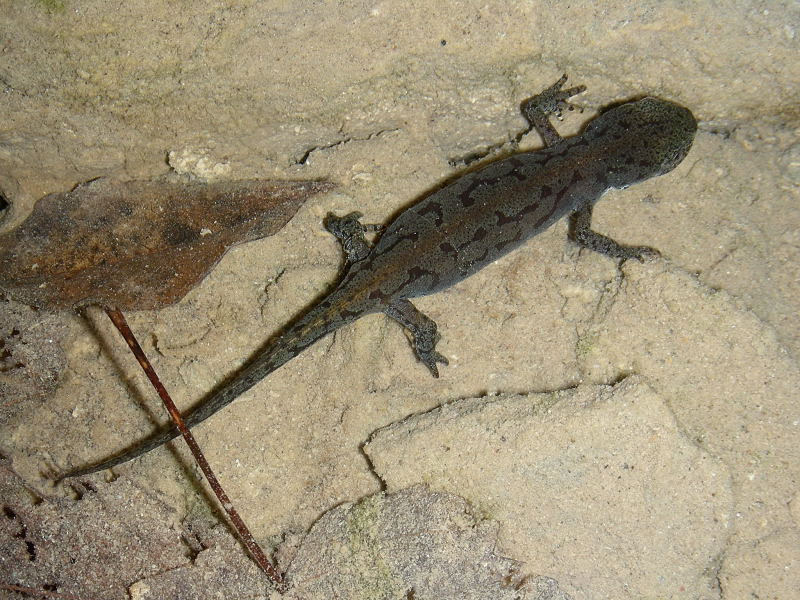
[569,204,660,262]
[324,211,383,264]
[385,298,449,378]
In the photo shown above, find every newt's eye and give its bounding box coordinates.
[0,191,8,214]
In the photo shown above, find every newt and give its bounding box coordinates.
[64,75,696,478]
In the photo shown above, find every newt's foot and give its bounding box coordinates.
[414,336,449,379]
[521,74,586,147]
[325,211,382,263]
[620,245,661,263]
[522,74,587,121]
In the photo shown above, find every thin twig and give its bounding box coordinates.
[104,307,286,592]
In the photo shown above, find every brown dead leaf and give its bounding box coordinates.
[0,178,334,311]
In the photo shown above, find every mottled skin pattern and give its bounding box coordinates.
[64,76,696,478]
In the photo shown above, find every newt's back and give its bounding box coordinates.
[344,97,696,300]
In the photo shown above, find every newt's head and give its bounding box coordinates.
[589,97,697,189]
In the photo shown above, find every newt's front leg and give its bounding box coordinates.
[568,204,660,262]
[521,73,586,147]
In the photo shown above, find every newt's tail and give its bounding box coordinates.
[60,291,371,480]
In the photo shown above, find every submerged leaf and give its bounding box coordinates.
[282,485,571,599]
[0,297,67,424]
[0,178,334,310]
[0,459,189,600]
